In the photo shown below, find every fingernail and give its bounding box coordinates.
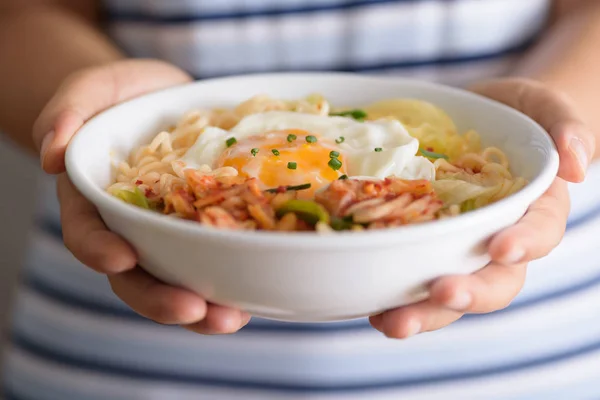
[405,319,422,338]
[40,130,55,168]
[240,312,252,326]
[446,291,472,311]
[570,137,589,175]
[501,246,526,265]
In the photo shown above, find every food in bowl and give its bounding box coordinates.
[66,74,558,321]
[107,94,527,232]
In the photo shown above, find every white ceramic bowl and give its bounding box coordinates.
[65,73,559,322]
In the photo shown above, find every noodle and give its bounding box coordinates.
[107,94,527,231]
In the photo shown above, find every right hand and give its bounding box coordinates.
[33,59,251,334]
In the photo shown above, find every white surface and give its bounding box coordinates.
[65,73,559,322]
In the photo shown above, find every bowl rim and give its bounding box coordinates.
[65,72,560,249]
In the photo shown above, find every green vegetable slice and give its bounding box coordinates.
[276,200,330,225]
[265,183,312,193]
[460,199,477,213]
[330,216,354,231]
[113,187,150,209]
[330,109,368,121]
[418,148,449,160]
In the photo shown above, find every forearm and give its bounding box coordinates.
[514,2,600,158]
[0,4,123,152]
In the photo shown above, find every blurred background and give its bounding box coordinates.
[0,138,37,376]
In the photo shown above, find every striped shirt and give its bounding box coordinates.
[6,1,600,399]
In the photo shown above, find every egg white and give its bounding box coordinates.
[177,111,435,181]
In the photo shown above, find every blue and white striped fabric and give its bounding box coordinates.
[6,0,600,399]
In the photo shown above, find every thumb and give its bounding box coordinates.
[470,78,596,183]
[34,59,192,174]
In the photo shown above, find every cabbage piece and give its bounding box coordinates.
[432,179,495,206]
[113,187,150,209]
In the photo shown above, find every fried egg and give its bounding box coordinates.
[177,111,435,195]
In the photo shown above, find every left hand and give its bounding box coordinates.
[370,78,596,338]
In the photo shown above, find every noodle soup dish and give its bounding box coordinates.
[107,95,528,233]
[65,73,559,322]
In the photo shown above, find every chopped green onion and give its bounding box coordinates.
[335,136,345,144]
[328,158,343,171]
[306,135,317,143]
[419,148,449,160]
[287,183,312,191]
[272,149,280,156]
[287,134,297,142]
[374,147,382,152]
[225,137,237,147]
[251,148,259,157]
[265,183,312,193]
[113,187,150,209]
[276,200,330,225]
[329,150,340,158]
[287,162,297,170]
[338,174,348,180]
[330,215,355,231]
[330,109,368,121]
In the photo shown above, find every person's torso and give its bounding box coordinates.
[8,1,600,399]
[103,0,551,86]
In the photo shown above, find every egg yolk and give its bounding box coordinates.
[216,129,346,197]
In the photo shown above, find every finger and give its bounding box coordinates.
[370,302,463,339]
[108,267,207,325]
[471,78,595,182]
[489,178,570,265]
[183,306,251,335]
[428,263,528,313]
[369,313,384,332]
[57,173,137,274]
[34,59,192,174]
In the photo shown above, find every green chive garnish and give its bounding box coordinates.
[251,148,259,157]
[328,158,342,171]
[287,183,311,191]
[287,134,297,142]
[225,137,237,147]
[339,174,348,180]
[329,151,340,158]
[266,183,312,193]
[287,162,297,170]
[418,148,449,160]
[335,136,345,144]
[330,109,368,121]
[272,149,280,156]
[306,135,317,143]
[374,147,382,152]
